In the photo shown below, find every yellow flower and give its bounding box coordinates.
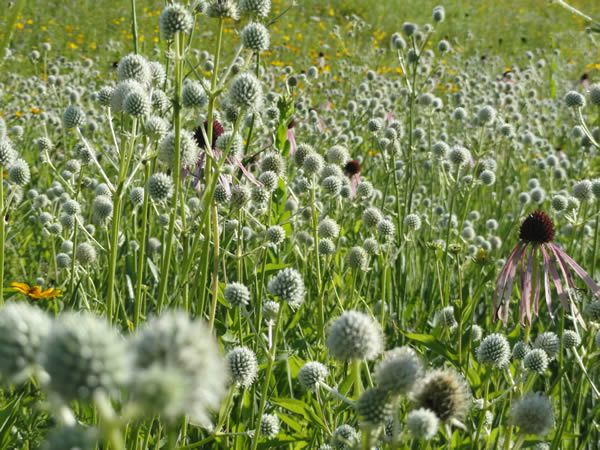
[9,282,62,300]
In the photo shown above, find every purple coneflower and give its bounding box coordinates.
[344,159,361,197]
[494,210,600,325]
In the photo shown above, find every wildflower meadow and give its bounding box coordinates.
[1,0,600,448]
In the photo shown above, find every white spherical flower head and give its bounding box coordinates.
[406,408,439,440]
[510,392,554,436]
[327,311,383,361]
[267,268,305,308]
[132,311,228,427]
[298,361,328,391]
[240,0,271,17]
[374,346,423,395]
[226,346,258,388]
[241,22,270,53]
[229,72,263,111]
[158,129,200,170]
[159,3,194,40]
[42,312,130,402]
[0,303,51,384]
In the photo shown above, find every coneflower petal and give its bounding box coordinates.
[520,249,534,325]
[550,243,600,297]
[493,243,523,320]
[495,243,527,323]
[539,246,555,319]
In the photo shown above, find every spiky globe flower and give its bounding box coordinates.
[56,253,71,269]
[266,225,285,246]
[414,369,471,422]
[117,53,151,85]
[57,196,74,215]
[326,311,383,361]
[318,218,340,239]
[229,72,263,111]
[318,238,336,255]
[132,311,228,427]
[534,332,560,359]
[111,80,145,113]
[523,348,548,374]
[182,81,208,108]
[97,86,113,106]
[362,207,383,227]
[224,282,250,307]
[145,116,169,140]
[327,145,350,166]
[130,187,144,205]
[551,195,568,211]
[573,180,593,202]
[477,105,496,124]
[404,213,422,231]
[260,151,284,175]
[239,0,271,17]
[0,303,51,384]
[448,146,471,166]
[258,171,278,191]
[207,0,240,20]
[346,246,368,271]
[303,153,324,176]
[298,361,328,391]
[128,366,188,423]
[158,129,200,169]
[406,408,439,440]
[434,306,457,329]
[148,172,174,201]
[294,143,314,167]
[159,3,194,40]
[63,105,85,129]
[124,91,151,117]
[374,346,423,395]
[92,195,113,222]
[8,159,30,186]
[260,413,280,439]
[41,426,98,450]
[512,341,530,360]
[562,330,581,349]
[216,131,244,158]
[356,387,394,426]
[510,392,554,436]
[267,268,305,307]
[76,242,97,266]
[564,90,585,108]
[476,333,511,368]
[331,424,359,449]
[0,140,16,166]
[241,22,270,52]
[42,312,129,402]
[226,346,258,388]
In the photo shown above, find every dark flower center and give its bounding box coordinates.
[193,120,224,150]
[344,159,361,176]
[519,210,555,244]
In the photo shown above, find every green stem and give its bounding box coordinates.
[134,160,152,326]
[157,33,184,311]
[251,303,285,450]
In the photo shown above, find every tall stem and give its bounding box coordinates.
[251,303,285,450]
[157,33,184,311]
[134,160,152,326]
[106,118,137,322]
[130,0,139,53]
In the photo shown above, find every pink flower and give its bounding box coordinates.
[493,210,599,326]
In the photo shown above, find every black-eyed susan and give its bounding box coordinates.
[9,282,62,300]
